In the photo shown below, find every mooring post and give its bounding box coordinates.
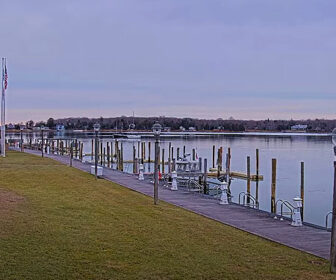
[168,142,171,173]
[120,142,124,171]
[137,141,140,159]
[91,139,94,162]
[133,145,136,173]
[247,156,251,204]
[330,161,336,273]
[162,148,165,174]
[203,158,208,194]
[212,145,215,168]
[271,158,277,214]
[110,141,113,165]
[177,147,180,160]
[100,142,103,165]
[148,141,151,172]
[183,145,186,157]
[154,137,160,205]
[300,161,304,220]
[192,148,195,161]
[103,147,106,166]
[107,142,110,167]
[69,142,73,167]
[74,139,78,158]
[256,148,259,203]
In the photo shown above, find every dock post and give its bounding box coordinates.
[183,145,186,157]
[212,145,215,168]
[103,147,106,166]
[247,156,251,204]
[137,141,140,159]
[271,158,277,214]
[162,148,165,174]
[300,161,304,220]
[256,149,259,203]
[91,139,94,162]
[148,141,151,172]
[100,142,103,165]
[198,157,202,172]
[110,141,113,165]
[154,137,160,205]
[168,142,171,173]
[177,147,180,160]
[75,139,78,158]
[133,146,136,173]
[192,148,195,161]
[69,142,73,167]
[120,142,124,171]
[330,161,336,273]
[107,142,110,167]
[203,158,208,194]
[140,142,143,164]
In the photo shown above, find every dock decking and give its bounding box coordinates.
[21,149,331,260]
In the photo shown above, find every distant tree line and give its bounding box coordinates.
[23,116,336,132]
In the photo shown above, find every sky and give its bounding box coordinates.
[0,0,335,123]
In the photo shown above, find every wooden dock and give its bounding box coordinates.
[22,149,331,260]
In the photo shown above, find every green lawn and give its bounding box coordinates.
[0,151,334,280]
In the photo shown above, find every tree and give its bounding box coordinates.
[46,118,55,128]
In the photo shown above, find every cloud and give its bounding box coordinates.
[0,0,335,122]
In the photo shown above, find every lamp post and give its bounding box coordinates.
[152,122,162,205]
[330,128,336,272]
[20,125,24,152]
[94,123,100,179]
[69,141,73,167]
[41,125,45,158]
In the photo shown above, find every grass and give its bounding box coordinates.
[0,151,334,280]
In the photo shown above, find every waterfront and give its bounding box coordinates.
[8,132,334,227]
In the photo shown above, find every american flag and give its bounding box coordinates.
[4,65,8,90]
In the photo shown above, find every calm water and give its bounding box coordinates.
[8,132,334,227]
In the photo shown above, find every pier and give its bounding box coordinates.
[21,147,331,259]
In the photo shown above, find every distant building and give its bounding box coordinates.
[56,124,65,131]
[179,126,186,131]
[7,123,15,129]
[163,127,171,132]
[291,124,307,131]
[188,127,196,131]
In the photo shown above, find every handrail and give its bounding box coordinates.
[326,211,333,229]
[280,200,295,219]
[238,192,259,209]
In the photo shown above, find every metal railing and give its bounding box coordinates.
[238,192,259,209]
[275,199,295,219]
[326,211,333,230]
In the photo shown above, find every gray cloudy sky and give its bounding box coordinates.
[1,0,335,122]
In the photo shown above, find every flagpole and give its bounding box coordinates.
[1,58,5,157]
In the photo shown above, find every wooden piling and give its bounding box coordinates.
[247,156,251,204]
[177,147,180,160]
[301,161,304,220]
[107,142,110,167]
[148,141,151,163]
[91,139,94,161]
[256,149,259,202]
[103,147,106,166]
[168,142,171,173]
[100,142,103,165]
[271,158,277,214]
[212,145,215,168]
[80,142,83,160]
[183,146,186,157]
[120,142,124,171]
[133,146,136,173]
[204,158,208,194]
[162,148,165,174]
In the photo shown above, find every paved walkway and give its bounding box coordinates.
[20,149,331,259]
